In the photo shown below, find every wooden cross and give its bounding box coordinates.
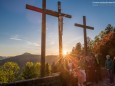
[26,0,71,77]
[74,16,94,55]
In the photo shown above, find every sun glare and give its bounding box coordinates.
[63,50,67,55]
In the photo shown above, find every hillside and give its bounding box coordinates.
[0,53,58,70]
[0,56,7,60]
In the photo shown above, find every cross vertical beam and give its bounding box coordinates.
[74,16,94,55]
[83,16,87,56]
[41,0,46,77]
[58,1,63,58]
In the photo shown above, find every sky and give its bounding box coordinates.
[0,0,115,56]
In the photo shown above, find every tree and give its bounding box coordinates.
[105,24,113,34]
[45,63,51,76]
[33,62,41,77]
[71,42,82,56]
[21,62,40,79]
[75,42,82,52]
[113,27,115,32]
[93,24,115,65]
[0,62,20,83]
[87,37,93,53]
[0,66,8,83]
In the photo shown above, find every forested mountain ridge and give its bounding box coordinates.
[0,53,58,70]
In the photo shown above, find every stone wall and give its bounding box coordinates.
[1,73,62,86]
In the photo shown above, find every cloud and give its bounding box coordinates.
[10,35,40,47]
[10,35,22,41]
[27,41,40,47]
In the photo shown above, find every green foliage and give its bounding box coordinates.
[0,67,8,83]
[21,62,40,79]
[75,42,82,52]
[70,37,94,56]
[0,61,52,83]
[105,24,114,34]
[34,62,41,77]
[0,62,20,83]
[45,63,51,76]
[71,42,82,56]
[87,37,93,53]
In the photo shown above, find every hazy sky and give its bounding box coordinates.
[0,0,115,56]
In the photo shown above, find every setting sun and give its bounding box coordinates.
[63,50,67,55]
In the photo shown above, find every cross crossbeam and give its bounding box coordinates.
[26,4,72,18]
[74,23,94,30]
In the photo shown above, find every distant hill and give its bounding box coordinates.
[0,53,58,70]
[0,56,7,60]
[0,56,4,60]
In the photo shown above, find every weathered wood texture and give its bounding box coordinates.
[0,74,62,86]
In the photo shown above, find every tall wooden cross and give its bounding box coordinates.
[26,0,71,77]
[74,16,94,55]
